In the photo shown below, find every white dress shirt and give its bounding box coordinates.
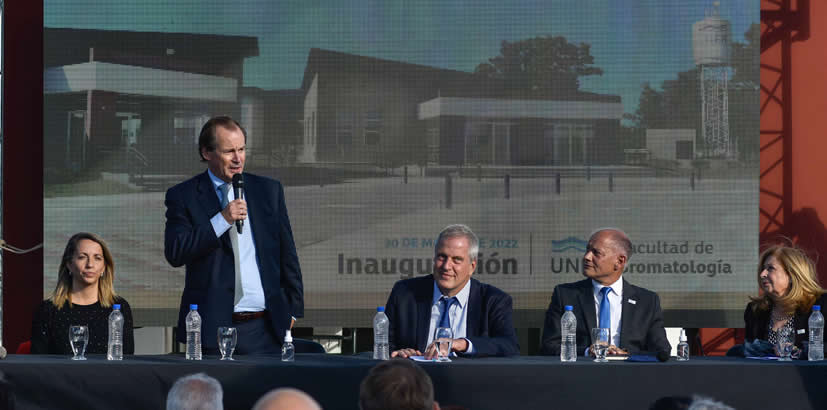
[592,277,624,348]
[426,280,475,354]
[206,170,266,312]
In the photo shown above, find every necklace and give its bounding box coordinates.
[770,308,793,327]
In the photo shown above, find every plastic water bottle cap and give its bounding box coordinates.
[113,304,121,310]
[814,305,821,311]
[679,328,687,342]
[190,304,198,310]
[564,305,573,311]
[284,330,293,342]
[376,306,385,312]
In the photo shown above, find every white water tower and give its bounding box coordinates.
[692,2,733,159]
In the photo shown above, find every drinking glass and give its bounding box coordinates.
[217,327,238,360]
[434,327,453,362]
[69,325,89,360]
[775,328,794,361]
[591,327,610,363]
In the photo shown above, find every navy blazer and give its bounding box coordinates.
[164,171,303,348]
[384,276,519,357]
[539,278,670,356]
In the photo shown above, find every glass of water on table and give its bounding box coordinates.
[591,328,610,363]
[217,327,238,360]
[69,325,89,360]
[434,327,453,362]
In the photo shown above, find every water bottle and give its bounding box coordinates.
[185,304,202,360]
[677,328,689,361]
[107,304,124,360]
[560,305,577,362]
[281,330,295,362]
[808,305,824,361]
[373,307,390,360]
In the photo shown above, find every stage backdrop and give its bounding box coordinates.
[43,0,760,328]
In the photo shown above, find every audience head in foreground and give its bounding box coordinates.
[166,373,223,410]
[649,394,734,410]
[360,359,440,410]
[252,387,321,410]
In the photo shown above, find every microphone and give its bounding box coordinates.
[232,174,244,234]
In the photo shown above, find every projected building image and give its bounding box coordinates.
[299,48,623,168]
[43,28,258,184]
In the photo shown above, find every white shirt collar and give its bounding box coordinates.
[432,277,472,309]
[592,276,623,297]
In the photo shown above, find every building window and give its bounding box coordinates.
[427,127,440,165]
[336,111,353,146]
[304,116,309,145]
[311,112,316,145]
[119,113,141,146]
[304,112,317,146]
[676,140,693,160]
[465,120,510,165]
[364,110,382,145]
[546,123,593,165]
[174,115,208,145]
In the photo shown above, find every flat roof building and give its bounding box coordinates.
[298,48,623,168]
[44,28,258,180]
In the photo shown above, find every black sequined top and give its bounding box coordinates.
[30,297,135,355]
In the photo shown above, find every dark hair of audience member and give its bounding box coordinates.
[359,359,437,410]
[650,396,692,410]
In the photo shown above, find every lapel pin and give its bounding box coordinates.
[627,299,637,305]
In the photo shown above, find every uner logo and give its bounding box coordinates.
[551,237,587,253]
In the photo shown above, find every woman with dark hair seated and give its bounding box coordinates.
[741,245,826,358]
[31,232,135,354]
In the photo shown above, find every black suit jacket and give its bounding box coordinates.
[384,276,519,357]
[744,293,827,350]
[164,171,303,348]
[539,278,670,356]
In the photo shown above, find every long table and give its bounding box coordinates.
[1,354,826,410]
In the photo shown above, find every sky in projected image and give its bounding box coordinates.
[45,0,759,116]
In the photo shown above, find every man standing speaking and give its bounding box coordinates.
[165,116,303,354]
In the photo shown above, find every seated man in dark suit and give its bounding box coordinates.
[385,224,519,358]
[540,228,670,356]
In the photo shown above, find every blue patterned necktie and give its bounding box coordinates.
[437,296,458,329]
[219,183,231,208]
[599,287,611,331]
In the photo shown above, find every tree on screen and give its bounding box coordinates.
[730,23,760,89]
[474,36,603,95]
[728,23,760,162]
[629,69,701,131]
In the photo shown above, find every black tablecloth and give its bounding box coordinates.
[1,354,826,410]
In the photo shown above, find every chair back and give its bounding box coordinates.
[292,338,325,353]
[16,341,31,354]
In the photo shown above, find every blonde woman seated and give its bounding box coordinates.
[31,232,135,354]
[743,245,827,357]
